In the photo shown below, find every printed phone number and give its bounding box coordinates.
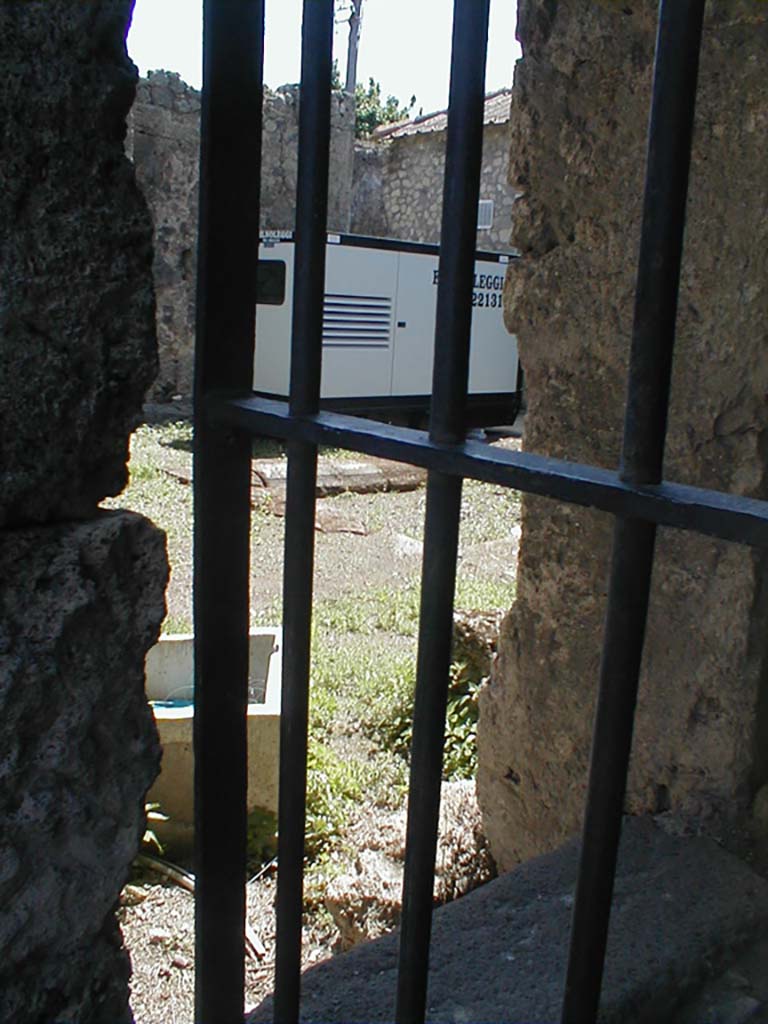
[472,290,502,308]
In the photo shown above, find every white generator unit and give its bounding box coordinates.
[253,232,522,427]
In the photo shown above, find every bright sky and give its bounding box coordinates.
[126,0,521,116]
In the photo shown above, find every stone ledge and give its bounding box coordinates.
[248,817,768,1023]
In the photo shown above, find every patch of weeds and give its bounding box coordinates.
[309,684,340,740]
[252,435,287,460]
[459,479,521,545]
[454,574,514,611]
[318,444,373,462]
[364,678,414,763]
[251,487,276,517]
[309,639,415,737]
[314,587,421,637]
[313,577,510,642]
[443,672,480,779]
[247,807,278,873]
[374,587,422,635]
[158,420,194,452]
[360,662,481,782]
[161,613,193,635]
[305,740,405,863]
[311,642,412,694]
[129,462,162,484]
[313,595,374,635]
[252,598,283,629]
[305,741,365,860]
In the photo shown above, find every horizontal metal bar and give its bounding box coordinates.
[207,393,768,549]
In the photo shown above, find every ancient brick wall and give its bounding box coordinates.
[351,121,515,251]
[0,3,168,1019]
[477,0,768,871]
[127,73,355,399]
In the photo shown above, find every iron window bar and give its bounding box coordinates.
[192,1,763,1023]
[193,2,264,1022]
[396,3,491,1020]
[274,3,334,1022]
[561,4,707,1020]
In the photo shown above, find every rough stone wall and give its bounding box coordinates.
[0,3,168,1020]
[350,142,390,239]
[127,74,355,399]
[126,73,200,401]
[351,121,515,251]
[260,84,355,235]
[1,3,159,525]
[477,0,768,871]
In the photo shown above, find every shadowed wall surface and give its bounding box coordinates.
[477,0,768,871]
[0,3,168,1019]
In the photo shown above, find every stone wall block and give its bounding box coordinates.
[0,511,168,1023]
[351,142,391,238]
[0,0,157,526]
[478,0,768,871]
[352,123,516,250]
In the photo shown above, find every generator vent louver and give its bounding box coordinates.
[322,293,392,348]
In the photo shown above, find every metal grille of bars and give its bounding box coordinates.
[192,1,768,1022]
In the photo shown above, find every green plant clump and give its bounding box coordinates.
[361,662,481,781]
[305,741,364,860]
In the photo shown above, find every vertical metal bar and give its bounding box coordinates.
[428,0,491,448]
[274,3,334,1022]
[396,3,490,1022]
[561,3,705,1022]
[193,1,264,1022]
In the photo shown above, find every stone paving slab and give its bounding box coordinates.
[252,456,426,498]
[248,817,768,1023]
[162,456,425,505]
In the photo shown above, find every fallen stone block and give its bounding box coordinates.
[249,817,768,1023]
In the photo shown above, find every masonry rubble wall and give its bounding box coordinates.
[127,73,355,399]
[477,0,768,872]
[0,3,168,1020]
[351,121,515,251]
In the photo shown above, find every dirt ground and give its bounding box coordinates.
[120,868,334,1022]
[112,424,522,1023]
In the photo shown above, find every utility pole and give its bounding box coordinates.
[344,0,363,94]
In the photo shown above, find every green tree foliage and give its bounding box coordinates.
[331,59,416,138]
[354,77,416,138]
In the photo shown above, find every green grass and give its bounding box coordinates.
[312,575,513,640]
[113,418,522,865]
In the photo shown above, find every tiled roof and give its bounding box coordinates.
[372,88,512,140]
